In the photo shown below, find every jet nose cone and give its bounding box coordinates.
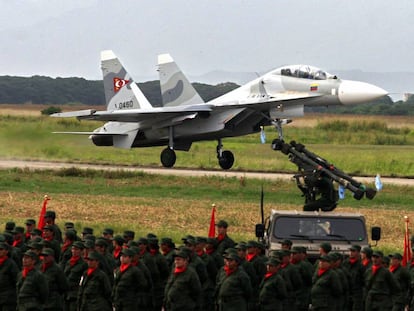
[338,80,388,105]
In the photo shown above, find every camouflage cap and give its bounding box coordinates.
[349,245,361,252]
[82,227,94,235]
[265,257,281,266]
[72,241,85,249]
[319,242,332,253]
[279,239,292,246]
[23,250,38,259]
[223,252,241,263]
[0,242,9,250]
[102,228,114,235]
[123,230,135,239]
[64,222,74,229]
[391,253,403,260]
[173,249,190,260]
[215,220,228,228]
[86,251,101,261]
[319,254,333,262]
[25,219,36,225]
[120,248,135,257]
[44,210,56,219]
[113,235,125,245]
[372,250,383,258]
[40,248,55,257]
[361,247,373,256]
[235,242,247,251]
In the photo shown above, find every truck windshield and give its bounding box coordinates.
[273,216,367,242]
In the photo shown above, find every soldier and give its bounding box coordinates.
[216,251,252,311]
[160,237,175,269]
[42,225,61,262]
[234,243,258,295]
[278,250,303,311]
[63,241,87,311]
[206,238,224,269]
[112,248,149,311]
[60,229,76,267]
[311,254,342,311]
[81,227,94,241]
[0,242,18,311]
[342,244,365,311]
[290,246,313,311]
[361,247,373,271]
[16,250,49,311]
[364,251,400,311]
[330,252,349,311]
[40,248,69,311]
[389,253,410,311]
[24,219,36,241]
[12,226,27,252]
[44,211,63,243]
[123,231,135,243]
[78,251,112,311]
[164,249,202,311]
[194,236,218,311]
[148,237,170,311]
[129,246,154,311]
[112,235,125,267]
[215,220,235,255]
[258,257,287,311]
[279,239,292,251]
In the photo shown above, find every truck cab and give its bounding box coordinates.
[256,210,380,262]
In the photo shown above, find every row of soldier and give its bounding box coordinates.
[1,212,414,311]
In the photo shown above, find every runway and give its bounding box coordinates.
[0,159,412,186]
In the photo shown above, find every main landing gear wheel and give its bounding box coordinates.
[218,150,234,170]
[160,148,176,168]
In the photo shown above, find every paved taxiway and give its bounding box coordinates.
[0,159,412,186]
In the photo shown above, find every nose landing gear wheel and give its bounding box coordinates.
[218,150,234,170]
[160,148,176,168]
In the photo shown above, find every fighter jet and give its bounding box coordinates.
[52,50,387,170]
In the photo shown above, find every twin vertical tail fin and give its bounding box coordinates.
[101,50,152,111]
[158,53,204,107]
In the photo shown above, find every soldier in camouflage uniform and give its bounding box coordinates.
[258,257,287,311]
[63,241,87,311]
[364,251,400,311]
[389,253,410,311]
[311,254,342,311]
[78,251,112,311]
[17,250,49,311]
[0,242,18,311]
[40,248,69,311]
[164,249,201,311]
[215,252,252,311]
[342,245,365,311]
[112,248,149,311]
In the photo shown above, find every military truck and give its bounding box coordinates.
[256,209,381,262]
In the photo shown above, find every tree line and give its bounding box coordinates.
[0,75,412,115]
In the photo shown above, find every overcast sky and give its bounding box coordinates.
[1,0,413,81]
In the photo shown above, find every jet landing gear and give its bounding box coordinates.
[217,139,234,170]
[270,118,292,151]
[160,147,176,168]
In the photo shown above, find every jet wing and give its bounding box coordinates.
[52,131,127,135]
[51,104,213,123]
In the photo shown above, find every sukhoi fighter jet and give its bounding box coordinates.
[52,50,387,169]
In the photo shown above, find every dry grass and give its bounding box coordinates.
[1,191,411,253]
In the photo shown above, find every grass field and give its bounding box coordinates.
[0,105,414,254]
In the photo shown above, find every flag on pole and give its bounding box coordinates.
[260,126,266,144]
[208,204,216,238]
[402,216,412,267]
[338,184,345,199]
[375,174,383,191]
[37,195,50,230]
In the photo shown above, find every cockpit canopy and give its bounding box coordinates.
[273,65,336,80]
